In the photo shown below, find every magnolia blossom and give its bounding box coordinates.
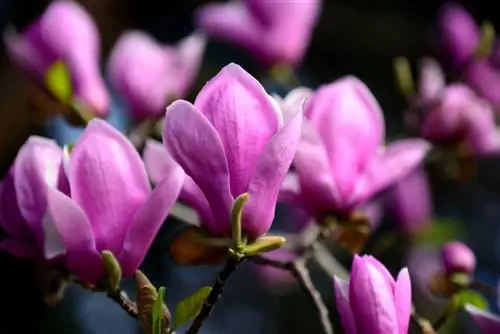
[4,0,109,117]
[288,76,430,219]
[0,137,67,259]
[438,3,500,108]
[440,241,476,275]
[385,168,432,234]
[162,63,302,239]
[1,120,183,284]
[409,58,500,156]
[196,0,322,66]
[466,305,500,334]
[334,255,411,334]
[108,31,206,121]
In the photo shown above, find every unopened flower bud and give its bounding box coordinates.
[441,241,476,275]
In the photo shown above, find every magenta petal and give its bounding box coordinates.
[350,258,399,334]
[293,120,339,214]
[364,255,396,290]
[0,170,30,239]
[45,187,103,283]
[334,277,358,334]
[465,60,500,109]
[243,109,302,239]
[394,268,412,334]
[438,3,480,68]
[196,2,261,60]
[278,172,301,206]
[163,100,233,235]
[418,58,445,102]
[305,77,385,199]
[14,136,62,242]
[194,63,280,196]
[143,139,184,185]
[70,120,151,253]
[180,177,214,228]
[349,139,431,207]
[172,32,207,97]
[118,167,184,277]
[0,238,38,258]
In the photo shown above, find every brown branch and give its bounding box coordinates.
[107,289,139,319]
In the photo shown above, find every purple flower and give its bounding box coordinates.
[464,59,500,110]
[108,31,206,122]
[292,76,430,218]
[385,168,432,234]
[40,120,183,283]
[419,83,500,156]
[440,241,476,275]
[196,0,322,67]
[4,0,109,117]
[162,63,302,239]
[334,255,411,334]
[438,3,480,69]
[466,305,500,334]
[0,137,66,259]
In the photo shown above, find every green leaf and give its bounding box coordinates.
[474,21,495,59]
[152,286,166,334]
[414,218,464,246]
[451,290,489,311]
[44,61,72,104]
[172,286,212,330]
[243,236,286,256]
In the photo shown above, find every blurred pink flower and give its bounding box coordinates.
[196,0,322,67]
[4,0,109,117]
[108,31,206,122]
[440,241,476,275]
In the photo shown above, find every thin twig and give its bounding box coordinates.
[411,307,436,334]
[107,289,139,319]
[186,256,243,334]
[249,253,334,334]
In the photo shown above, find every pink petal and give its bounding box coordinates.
[438,3,480,68]
[108,31,174,120]
[0,170,30,239]
[41,0,109,116]
[172,32,206,97]
[13,136,62,245]
[278,172,301,206]
[293,120,339,214]
[194,63,280,196]
[349,139,431,207]
[350,257,399,334]
[118,167,184,277]
[196,2,261,61]
[163,100,233,236]
[334,277,358,334]
[143,139,184,185]
[70,120,151,254]
[394,268,412,334]
[0,238,38,258]
[305,77,385,200]
[45,187,103,284]
[465,60,500,109]
[243,109,302,239]
[364,255,396,290]
[418,57,445,102]
[180,177,215,228]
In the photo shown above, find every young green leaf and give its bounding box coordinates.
[172,286,212,330]
[44,61,72,104]
[451,290,489,311]
[243,236,286,256]
[152,286,166,334]
[231,193,250,250]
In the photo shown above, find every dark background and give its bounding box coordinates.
[1,0,500,333]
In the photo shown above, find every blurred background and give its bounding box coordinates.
[1,0,500,333]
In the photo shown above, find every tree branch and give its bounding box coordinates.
[186,256,243,334]
[107,289,139,319]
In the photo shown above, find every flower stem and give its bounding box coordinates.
[186,256,244,334]
[107,289,139,319]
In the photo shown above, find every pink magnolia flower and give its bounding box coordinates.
[0,137,67,259]
[1,120,184,284]
[440,241,476,275]
[466,305,500,334]
[4,0,109,117]
[162,63,302,239]
[334,255,411,334]
[108,31,206,122]
[196,0,322,67]
[385,168,432,234]
[438,3,500,108]
[251,249,297,292]
[291,76,430,219]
